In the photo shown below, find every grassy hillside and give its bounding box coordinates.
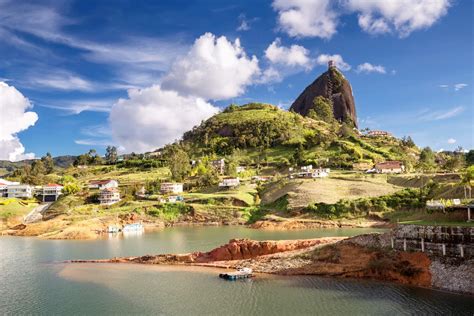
[183,103,418,169]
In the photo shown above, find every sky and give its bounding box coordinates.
[0,0,472,161]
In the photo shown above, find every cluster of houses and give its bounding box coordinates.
[0,178,64,202]
[289,165,330,179]
[88,179,121,205]
[365,130,393,138]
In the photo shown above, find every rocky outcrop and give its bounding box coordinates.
[290,65,357,127]
[71,237,344,265]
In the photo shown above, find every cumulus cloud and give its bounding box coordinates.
[162,33,259,100]
[344,0,451,37]
[447,138,456,144]
[272,0,451,38]
[356,62,386,74]
[0,82,38,161]
[265,38,312,69]
[110,85,219,153]
[272,0,339,38]
[316,54,351,71]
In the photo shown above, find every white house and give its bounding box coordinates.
[99,187,121,205]
[375,161,405,174]
[7,184,33,199]
[0,179,20,197]
[211,159,225,174]
[366,130,392,137]
[219,177,240,188]
[88,179,119,190]
[236,166,246,173]
[39,183,63,202]
[160,182,183,194]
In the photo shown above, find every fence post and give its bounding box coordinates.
[459,245,464,258]
[421,238,424,252]
[391,237,394,249]
[442,244,446,256]
[403,238,407,251]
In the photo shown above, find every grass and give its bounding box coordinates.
[261,176,402,209]
[184,183,256,206]
[381,208,472,226]
[77,166,170,185]
[0,198,39,219]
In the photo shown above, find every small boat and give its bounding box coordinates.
[122,223,144,233]
[107,225,120,233]
[219,267,253,280]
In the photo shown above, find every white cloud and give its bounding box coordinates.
[271,0,451,39]
[454,83,468,91]
[0,82,38,161]
[423,106,464,121]
[447,138,456,144]
[162,33,260,100]
[344,0,451,37]
[272,0,339,39]
[356,62,386,74]
[237,14,256,31]
[265,38,312,69]
[439,84,449,88]
[110,85,219,153]
[258,67,283,84]
[316,54,351,71]
[28,70,94,91]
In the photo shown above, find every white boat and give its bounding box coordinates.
[122,223,144,233]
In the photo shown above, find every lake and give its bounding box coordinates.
[1,226,472,315]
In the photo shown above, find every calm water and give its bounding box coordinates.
[1,226,472,315]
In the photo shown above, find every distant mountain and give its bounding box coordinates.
[0,155,76,173]
[290,61,357,127]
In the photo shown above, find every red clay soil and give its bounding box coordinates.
[283,242,432,288]
[71,237,343,264]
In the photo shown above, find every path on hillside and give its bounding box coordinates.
[24,203,52,224]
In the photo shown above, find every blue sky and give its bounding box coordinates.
[0,0,472,160]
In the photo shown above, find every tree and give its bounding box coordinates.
[31,160,46,176]
[63,182,80,195]
[105,146,118,164]
[167,146,190,181]
[461,166,474,199]
[444,153,465,171]
[417,147,436,172]
[401,136,416,148]
[310,96,334,123]
[465,150,474,166]
[41,152,54,174]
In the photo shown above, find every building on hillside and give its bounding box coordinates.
[0,179,20,197]
[39,184,64,202]
[292,168,330,179]
[236,166,246,173]
[366,130,392,137]
[160,182,184,194]
[88,179,119,190]
[99,187,121,205]
[7,184,33,199]
[211,159,225,174]
[301,165,313,171]
[375,161,405,174]
[219,177,240,188]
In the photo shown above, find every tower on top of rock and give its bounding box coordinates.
[328,60,335,69]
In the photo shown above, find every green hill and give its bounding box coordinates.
[182,103,418,169]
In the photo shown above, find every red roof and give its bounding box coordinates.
[45,183,62,187]
[101,187,118,192]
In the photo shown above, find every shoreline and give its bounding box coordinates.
[1,215,391,240]
[67,234,474,296]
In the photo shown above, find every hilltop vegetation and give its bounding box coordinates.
[182,103,418,169]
